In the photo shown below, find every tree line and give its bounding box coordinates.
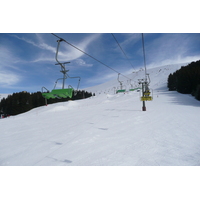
[0,90,94,117]
[167,60,200,100]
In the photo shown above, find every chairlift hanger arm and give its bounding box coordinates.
[55,39,62,65]
[41,86,50,93]
[66,74,81,91]
[117,73,123,84]
[53,78,66,89]
[147,73,151,85]
[66,74,81,80]
[55,39,69,72]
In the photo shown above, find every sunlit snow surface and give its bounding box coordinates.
[1,63,200,166]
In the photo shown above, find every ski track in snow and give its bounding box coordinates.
[1,63,200,166]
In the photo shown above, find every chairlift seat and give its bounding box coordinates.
[116,89,126,93]
[51,88,73,98]
[42,88,73,99]
[129,87,141,92]
[42,92,56,99]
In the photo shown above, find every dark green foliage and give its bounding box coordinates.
[167,60,200,100]
[194,84,200,101]
[0,90,94,116]
[167,73,176,91]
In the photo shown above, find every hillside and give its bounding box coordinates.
[1,62,200,166]
[85,63,188,94]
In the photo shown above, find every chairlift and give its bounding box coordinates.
[129,80,141,92]
[116,73,126,93]
[112,87,116,94]
[129,87,142,92]
[42,39,81,99]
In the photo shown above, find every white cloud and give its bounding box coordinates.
[30,55,55,63]
[120,33,141,48]
[0,46,23,88]
[143,33,200,68]
[0,46,24,71]
[0,46,16,66]
[57,33,102,62]
[13,33,102,64]
[85,71,117,86]
[111,33,140,60]
[78,33,102,50]
[149,55,200,68]
[74,59,93,67]
[11,34,56,53]
[0,71,21,86]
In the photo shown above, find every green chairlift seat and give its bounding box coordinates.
[116,73,126,94]
[42,88,73,99]
[129,87,141,92]
[116,89,126,93]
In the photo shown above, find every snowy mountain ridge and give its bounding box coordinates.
[85,62,189,94]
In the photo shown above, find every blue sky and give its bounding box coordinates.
[0,33,200,94]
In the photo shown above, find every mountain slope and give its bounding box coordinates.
[1,63,200,166]
[85,63,188,94]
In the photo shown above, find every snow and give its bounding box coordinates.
[1,62,200,166]
[1,62,200,199]
[0,93,9,99]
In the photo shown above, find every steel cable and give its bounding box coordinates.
[51,33,131,80]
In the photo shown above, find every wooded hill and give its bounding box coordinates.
[0,90,94,117]
[167,60,200,100]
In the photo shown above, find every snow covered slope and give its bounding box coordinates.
[1,62,200,166]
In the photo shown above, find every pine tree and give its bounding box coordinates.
[167,60,200,100]
[195,84,200,101]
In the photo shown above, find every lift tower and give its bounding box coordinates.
[139,34,152,111]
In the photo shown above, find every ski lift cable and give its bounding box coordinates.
[111,33,135,70]
[51,33,130,80]
[142,33,147,79]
